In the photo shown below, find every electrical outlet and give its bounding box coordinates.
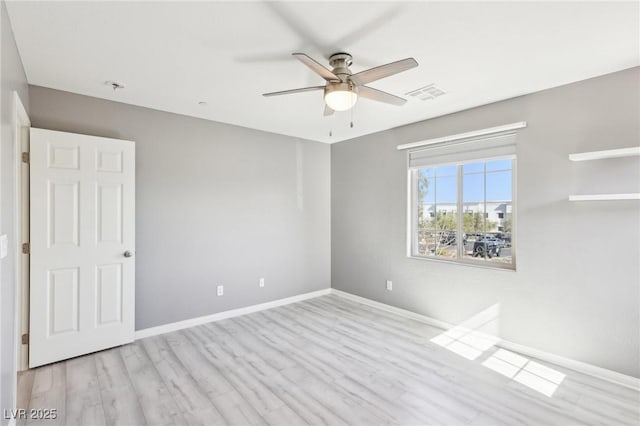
[259,277,265,288]
[386,280,393,291]
[217,285,224,296]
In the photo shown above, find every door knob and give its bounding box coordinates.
[124,251,133,258]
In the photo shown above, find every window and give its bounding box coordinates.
[411,157,515,268]
[404,123,523,269]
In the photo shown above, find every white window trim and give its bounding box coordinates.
[407,157,517,271]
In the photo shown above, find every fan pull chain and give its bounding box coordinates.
[350,107,354,129]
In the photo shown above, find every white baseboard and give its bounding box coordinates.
[330,289,640,391]
[134,288,331,340]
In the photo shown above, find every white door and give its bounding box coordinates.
[29,128,135,367]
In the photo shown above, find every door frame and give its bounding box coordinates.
[13,91,30,383]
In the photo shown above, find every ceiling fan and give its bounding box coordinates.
[263,52,418,115]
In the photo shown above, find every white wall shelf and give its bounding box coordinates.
[569,147,640,162]
[569,193,640,201]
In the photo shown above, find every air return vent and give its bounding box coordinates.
[406,84,446,101]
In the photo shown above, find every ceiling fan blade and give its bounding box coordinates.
[292,53,340,81]
[350,58,418,85]
[358,86,407,106]
[263,86,325,97]
[323,104,334,116]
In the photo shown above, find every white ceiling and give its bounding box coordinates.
[6,1,639,143]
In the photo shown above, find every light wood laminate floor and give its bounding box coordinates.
[17,295,640,426]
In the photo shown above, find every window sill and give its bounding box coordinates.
[407,254,516,272]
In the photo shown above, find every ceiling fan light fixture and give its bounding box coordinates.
[262,52,418,117]
[324,82,358,111]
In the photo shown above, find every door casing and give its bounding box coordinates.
[12,92,30,416]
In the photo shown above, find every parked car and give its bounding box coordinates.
[491,237,506,248]
[473,238,501,258]
[440,234,456,245]
[439,232,467,246]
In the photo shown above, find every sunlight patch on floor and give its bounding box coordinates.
[482,349,566,397]
[429,304,500,360]
[429,304,566,397]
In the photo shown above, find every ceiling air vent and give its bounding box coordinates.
[406,84,446,101]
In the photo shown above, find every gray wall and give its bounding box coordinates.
[332,67,640,378]
[0,1,29,422]
[28,86,331,331]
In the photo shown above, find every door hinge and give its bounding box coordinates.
[21,333,29,345]
[21,152,29,163]
[22,243,30,254]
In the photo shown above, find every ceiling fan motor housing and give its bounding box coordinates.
[324,81,358,96]
[329,52,353,81]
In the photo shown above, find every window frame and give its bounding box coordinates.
[407,155,517,271]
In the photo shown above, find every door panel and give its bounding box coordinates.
[30,128,135,367]
[97,183,123,243]
[48,180,80,247]
[48,144,79,169]
[96,264,123,326]
[97,150,123,173]
[48,267,79,335]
